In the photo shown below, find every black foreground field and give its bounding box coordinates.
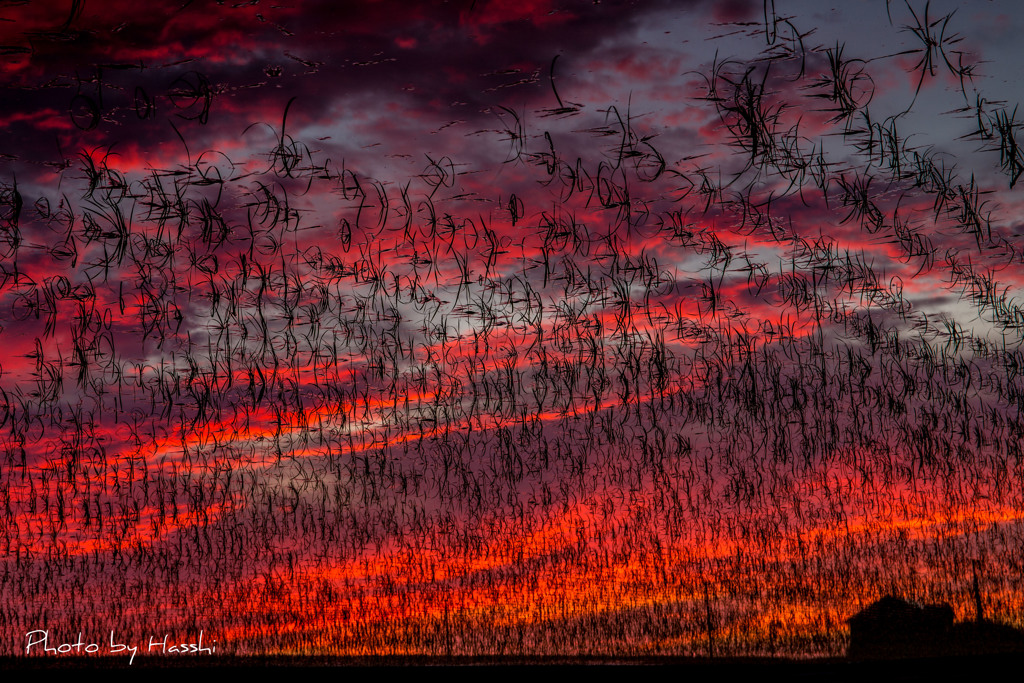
[3,653,1024,682]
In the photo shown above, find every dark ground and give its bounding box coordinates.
[2,654,1022,681]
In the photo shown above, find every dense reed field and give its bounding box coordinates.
[1,0,1023,662]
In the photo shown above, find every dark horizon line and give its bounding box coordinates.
[3,651,1024,667]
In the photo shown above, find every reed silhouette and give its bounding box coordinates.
[0,0,1022,663]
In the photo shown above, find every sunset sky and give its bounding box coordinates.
[2,0,1024,660]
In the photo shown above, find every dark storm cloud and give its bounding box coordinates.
[0,0,699,173]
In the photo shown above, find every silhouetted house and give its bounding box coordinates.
[847,596,954,659]
[848,595,1024,659]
